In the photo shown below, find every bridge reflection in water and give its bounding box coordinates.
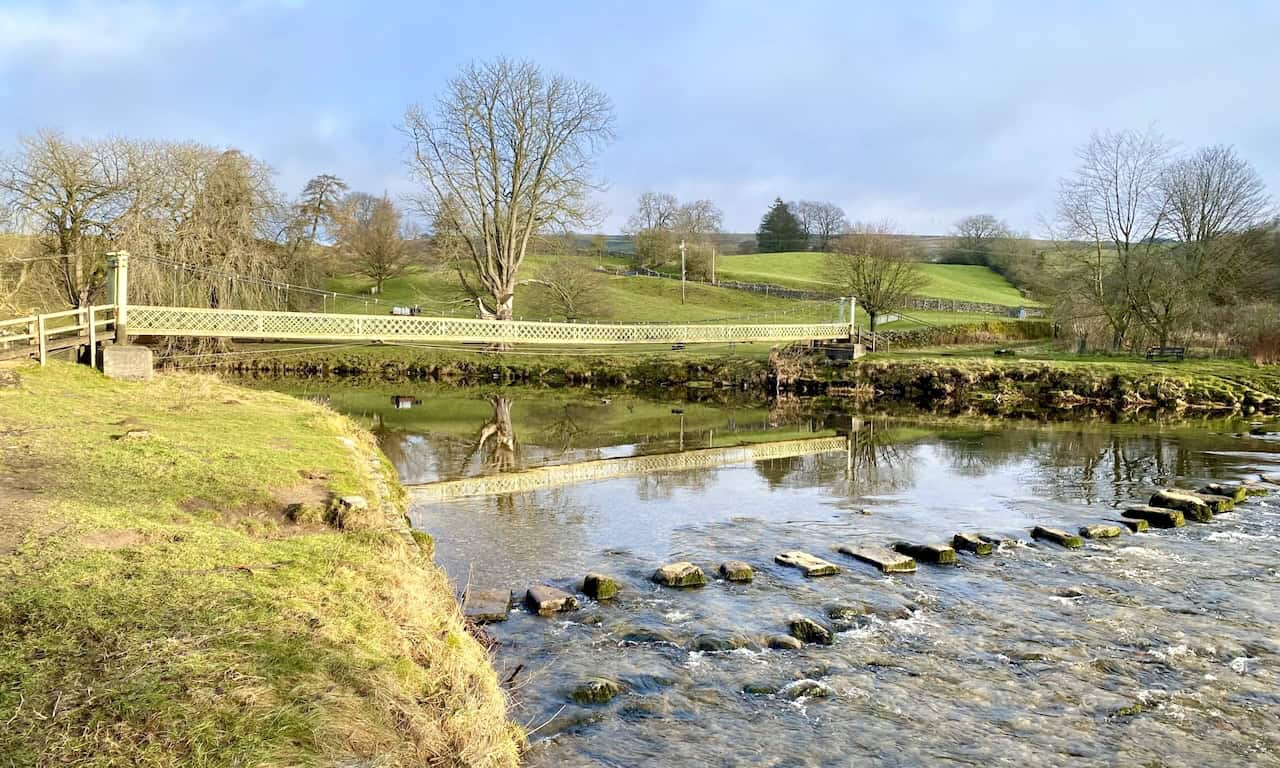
[407,436,852,502]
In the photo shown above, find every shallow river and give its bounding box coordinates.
[310,384,1280,767]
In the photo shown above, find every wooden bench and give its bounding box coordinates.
[1146,346,1185,361]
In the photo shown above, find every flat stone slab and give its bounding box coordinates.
[893,541,957,564]
[719,560,754,582]
[1150,489,1212,522]
[1031,526,1083,549]
[952,532,993,556]
[1114,517,1149,533]
[1079,524,1123,539]
[1260,473,1280,486]
[525,584,578,615]
[101,344,154,381]
[775,550,841,577]
[1199,483,1247,503]
[1190,492,1234,514]
[1122,505,1185,528]
[652,561,707,588]
[582,573,619,600]
[1241,482,1270,497]
[836,544,917,573]
[463,588,512,623]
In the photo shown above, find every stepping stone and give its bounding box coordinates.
[1150,489,1213,522]
[571,677,621,705]
[775,550,841,577]
[1122,505,1185,528]
[719,560,754,582]
[1261,473,1280,485]
[1113,517,1149,533]
[788,616,834,646]
[652,561,707,588]
[979,534,1015,547]
[1241,482,1270,497]
[525,584,578,615]
[892,541,957,565]
[1031,526,1083,549]
[463,587,512,623]
[582,573,620,600]
[1198,483,1247,503]
[836,544,917,573]
[952,532,994,556]
[1191,492,1235,514]
[768,634,804,651]
[1079,524,1123,539]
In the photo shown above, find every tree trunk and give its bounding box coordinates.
[494,294,514,321]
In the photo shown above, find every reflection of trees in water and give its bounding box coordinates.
[632,467,716,501]
[463,396,519,473]
[843,423,917,496]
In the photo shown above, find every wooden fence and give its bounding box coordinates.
[0,306,118,365]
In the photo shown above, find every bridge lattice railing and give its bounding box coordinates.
[127,306,851,345]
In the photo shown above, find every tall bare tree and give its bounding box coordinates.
[402,58,614,320]
[792,200,848,250]
[0,131,139,307]
[824,222,926,330]
[336,192,409,293]
[1053,128,1172,348]
[624,192,679,234]
[528,253,607,320]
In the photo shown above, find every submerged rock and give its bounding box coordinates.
[836,544,917,573]
[780,679,835,700]
[689,633,747,653]
[1199,483,1248,503]
[1150,489,1213,522]
[825,604,870,625]
[893,541,957,564]
[1031,526,1083,549]
[1122,505,1185,528]
[952,532,994,556]
[525,584,578,615]
[571,677,621,705]
[743,682,780,695]
[789,616,834,646]
[463,587,512,623]
[652,561,707,588]
[775,550,841,577]
[718,560,754,582]
[1261,473,1280,486]
[1115,517,1150,533]
[1191,492,1235,514]
[582,573,620,600]
[1079,524,1123,539]
[768,635,804,651]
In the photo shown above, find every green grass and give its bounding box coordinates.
[704,252,1037,307]
[0,364,520,767]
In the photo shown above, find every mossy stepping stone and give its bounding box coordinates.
[1079,524,1123,539]
[1031,526,1083,549]
[952,532,994,556]
[892,541,957,564]
[775,550,840,577]
[836,544,917,573]
[1122,505,1184,528]
[1150,489,1212,522]
[652,561,706,588]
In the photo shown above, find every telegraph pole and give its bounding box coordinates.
[679,239,687,304]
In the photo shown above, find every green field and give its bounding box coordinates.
[704,252,1036,307]
[325,253,1032,332]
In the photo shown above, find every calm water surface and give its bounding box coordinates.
[310,384,1280,767]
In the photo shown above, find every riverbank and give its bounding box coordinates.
[804,351,1280,414]
[0,363,520,766]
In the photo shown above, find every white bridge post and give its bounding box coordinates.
[106,251,130,343]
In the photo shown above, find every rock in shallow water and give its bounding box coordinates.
[1191,492,1235,514]
[526,584,578,615]
[780,679,835,700]
[893,541,957,564]
[1031,526,1083,549]
[1115,517,1149,533]
[463,587,512,623]
[774,550,841,577]
[582,572,619,600]
[1150,489,1213,521]
[789,616,834,646]
[1079,524,1123,539]
[652,561,706,588]
[836,544,917,573]
[952,532,994,556]
[1122,505,1185,528]
[718,560,754,582]
[1199,483,1248,502]
[768,634,804,651]
[571,677,621,705]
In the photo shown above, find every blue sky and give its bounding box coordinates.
[2,0,1277,234]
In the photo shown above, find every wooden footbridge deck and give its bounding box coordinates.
[408,436,851,502]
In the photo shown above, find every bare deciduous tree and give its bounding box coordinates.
[792,200,848,250]
[528,254,606,320]
[625,192,679,234]
[402,58,614,320]
[674,199,723,239]
[336,192,409,293]
[825,222,926,330]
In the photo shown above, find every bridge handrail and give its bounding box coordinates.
[127,305,851,345]
[0,305,117,363]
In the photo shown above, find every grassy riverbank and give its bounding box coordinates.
[0,364,520,767]
[827,348,1280,413]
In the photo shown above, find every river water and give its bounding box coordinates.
[301,383,1280,767]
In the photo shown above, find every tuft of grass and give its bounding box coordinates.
[0,363,521,767]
